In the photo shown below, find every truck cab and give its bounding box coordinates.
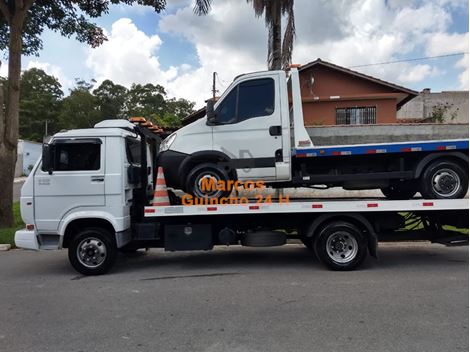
[15,120,158,252]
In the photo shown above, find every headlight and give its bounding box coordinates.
[159,133,177,152]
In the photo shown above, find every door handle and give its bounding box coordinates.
[269,125,282,136]
[91,176,104,182]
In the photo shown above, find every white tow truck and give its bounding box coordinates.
[14,118,469,275]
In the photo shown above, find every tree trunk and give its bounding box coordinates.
[0,18,22,227]
[269,0,282,70]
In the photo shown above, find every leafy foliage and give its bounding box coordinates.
[0,0,167,56]
[17,68,195,142]
[430,102,458,123]
[19,68,63,141]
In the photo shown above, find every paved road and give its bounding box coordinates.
[0,243,467,352]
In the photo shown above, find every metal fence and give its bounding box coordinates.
[336,107,377,125]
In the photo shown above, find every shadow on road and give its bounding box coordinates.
[110,244,468,275]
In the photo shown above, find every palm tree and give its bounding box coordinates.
[194,0,295,70]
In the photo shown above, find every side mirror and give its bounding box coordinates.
[206,99,216,125]
[42,144,54,175]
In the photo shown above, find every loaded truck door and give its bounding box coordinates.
[34,138,106,232]
[212,74,284,180]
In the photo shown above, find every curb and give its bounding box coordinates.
[0,244,12,251]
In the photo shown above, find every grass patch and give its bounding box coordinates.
[0,202,24,247]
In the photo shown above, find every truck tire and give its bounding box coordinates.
[186,163,232,199]
[313,221,367,271]
[381,183,417,200]
[68,227,117,275]
[420,159,468,199]
[300,236,313,250]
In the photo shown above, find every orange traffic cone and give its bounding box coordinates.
[152,167,170,206]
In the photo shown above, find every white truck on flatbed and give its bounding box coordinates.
[14,119,469,275]
[158,67,468,200]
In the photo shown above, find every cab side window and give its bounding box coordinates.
[54,143,100,171]
[215,78,274,125]
[238,79,274,122]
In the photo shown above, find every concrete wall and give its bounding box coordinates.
[15,140,42,177]
[398,90,469,123]
[306,123,469,146]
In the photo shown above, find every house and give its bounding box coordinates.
[298,59,418,126]
[182,59,418,127]
[397,89,469,123]
[15,139,42,177]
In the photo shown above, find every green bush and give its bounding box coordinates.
[0,202,24,247]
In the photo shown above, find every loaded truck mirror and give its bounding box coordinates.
[206,99,216,125]
[42,144,53,175]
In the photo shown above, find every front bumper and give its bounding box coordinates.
[15,229,39,250]
[157,150,189,189]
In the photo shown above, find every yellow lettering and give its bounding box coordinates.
[182,194,193,206]
[201,177,216,191]
[279,194,290,204]
[255,181,265,189]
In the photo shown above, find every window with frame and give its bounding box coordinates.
[126,138,142,165]
[336,107,377,125]
[216,78,275,124]
[49,141,101,171]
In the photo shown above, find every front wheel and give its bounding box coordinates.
[186,163,233,200]
[314,221,367,271]
[420,160,468,199]
[68,227,117,275]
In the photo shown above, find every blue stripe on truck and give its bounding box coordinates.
[295,139,469,158]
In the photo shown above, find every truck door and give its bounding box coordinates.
[212,75,284,180]
[34,138,105,232]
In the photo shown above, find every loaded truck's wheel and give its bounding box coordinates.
[420,159,468,199]
[300,236,313,250]
[68,227,117,275]
[381,183,417,200]
[186,163,233,199]
[313,221,367,271]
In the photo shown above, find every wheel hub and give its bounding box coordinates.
[432,169,460,197]
[326,232,358,264]
[77,237,107,268]
[195,172,222,198]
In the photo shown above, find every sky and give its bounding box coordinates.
[3,0,469,108]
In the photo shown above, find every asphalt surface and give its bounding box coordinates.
[0,243,468,352]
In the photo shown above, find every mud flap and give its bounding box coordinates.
[368,231,378,258]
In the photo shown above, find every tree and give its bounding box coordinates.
[126,83,167,119]
[19,68,63,142]
[93,79,128,120]
[0,0,166,227]
[194,0,295,70]
[152,98,195,128]
[58,79,101,130]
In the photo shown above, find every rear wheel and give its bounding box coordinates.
[314,221,367,271]
[420,159,468,199]
[68,227,117,275]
